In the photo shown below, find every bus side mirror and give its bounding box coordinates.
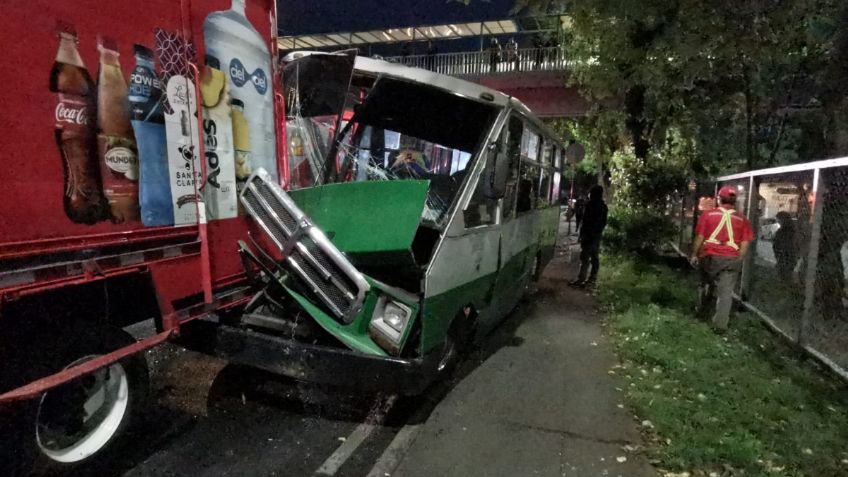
[483,142,509,199]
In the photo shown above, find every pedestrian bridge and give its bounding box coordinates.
[384,47,588,118]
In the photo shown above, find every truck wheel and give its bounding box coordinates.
[2,326,149,475]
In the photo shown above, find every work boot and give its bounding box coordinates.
[568,279,586,288]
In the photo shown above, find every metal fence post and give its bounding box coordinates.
[739,174,757,300]
[800,167,824,345]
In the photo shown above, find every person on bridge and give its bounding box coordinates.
[426,41,438,71]
[506,38,519,71]
[690,186,754,333]
[570,185,608,288]
[488,38,501,72]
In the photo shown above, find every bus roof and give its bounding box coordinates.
[353,56,564,149]
[283,51,565,150]
[352,55,511,107]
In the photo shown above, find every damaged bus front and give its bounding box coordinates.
[187,52,562,394]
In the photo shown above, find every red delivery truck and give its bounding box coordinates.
[0,0,285,474]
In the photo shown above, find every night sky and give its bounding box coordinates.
[277,0,518,35]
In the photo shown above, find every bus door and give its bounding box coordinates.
[488,114,527,325]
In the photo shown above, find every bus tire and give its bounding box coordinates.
[436,309,476,376]
[1,326,149,476]
[531,253,543,282]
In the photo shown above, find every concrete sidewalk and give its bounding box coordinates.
[390,233,656,477]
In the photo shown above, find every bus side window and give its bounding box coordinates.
[538,167,551,209]
[551,147,563,205]
[537,140,553,208]
[517,160,539,213]
[463,177,498,228]
[516,123,540,214]
[501,115,523,221]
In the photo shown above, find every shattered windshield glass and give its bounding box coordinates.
[284,59,500,227]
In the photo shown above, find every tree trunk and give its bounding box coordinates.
[743,65,755,170]
[624,84,651,159]
[826,5,848,156]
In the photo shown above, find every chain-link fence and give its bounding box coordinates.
[670,158,848,379]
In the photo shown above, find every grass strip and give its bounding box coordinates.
[597,255,848,477]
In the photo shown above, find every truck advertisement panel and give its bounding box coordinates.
[0,0,276,248]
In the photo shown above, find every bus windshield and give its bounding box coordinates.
[286,73,501,228]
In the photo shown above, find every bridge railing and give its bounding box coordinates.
[384,47,567,76]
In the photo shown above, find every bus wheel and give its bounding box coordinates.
[4,327,149,475]
[437,309,475,375]
[531,254,542,282]
[436,334,458,375]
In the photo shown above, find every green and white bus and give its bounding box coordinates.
[194,52,565,393]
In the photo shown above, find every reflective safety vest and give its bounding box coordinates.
[704,208,739,250]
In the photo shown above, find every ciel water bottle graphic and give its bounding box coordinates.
[204,0,276,182]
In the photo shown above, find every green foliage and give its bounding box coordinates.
[598,255,848,477]
[576,157,600,175]
[609,149,688,209]
[604,206,677,254]
[542,0,846,172]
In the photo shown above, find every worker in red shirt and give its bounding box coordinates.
[690,186,754,332]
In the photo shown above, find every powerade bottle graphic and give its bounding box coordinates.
[129,45,163,123]
[129,44,173,226]
[204,0,276,182]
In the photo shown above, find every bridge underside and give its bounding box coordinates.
[469,71,589,119]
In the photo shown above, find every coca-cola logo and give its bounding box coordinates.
[55,101,88,126]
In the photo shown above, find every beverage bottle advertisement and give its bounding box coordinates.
[16,0,276,252]
[96,36,140,223]
[200,58,237,220]
[204,0,277,184]
[130,44,173,226]
[164,75,202,226]
[50,22,108,225]
[232,98,252,201]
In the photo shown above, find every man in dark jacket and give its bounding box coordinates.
[574,195,586,234]
[570,185,608,287]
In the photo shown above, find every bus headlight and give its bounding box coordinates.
[369,296,413,353]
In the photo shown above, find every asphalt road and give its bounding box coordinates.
[68,217,651,477]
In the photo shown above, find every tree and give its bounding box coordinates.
[543,0,842,172]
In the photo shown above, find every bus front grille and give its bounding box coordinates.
[239,168,369,323]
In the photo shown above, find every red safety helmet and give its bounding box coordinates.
[718,185,737,199]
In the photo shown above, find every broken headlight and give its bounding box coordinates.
[369,296,413,354]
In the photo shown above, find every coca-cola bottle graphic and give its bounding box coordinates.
[96,36,140,223]
[49,21,105,224]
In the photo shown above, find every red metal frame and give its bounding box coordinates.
[0,0,283,406]
[270,2,290,190]
[188,62,214,304]
[0,227,197,261]
[0,330,173,403]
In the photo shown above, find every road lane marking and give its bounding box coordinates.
[365,424,422,477]
[314,395,396,476]
[315,422,378,476]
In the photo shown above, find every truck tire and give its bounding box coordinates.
[1,326,149,476]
